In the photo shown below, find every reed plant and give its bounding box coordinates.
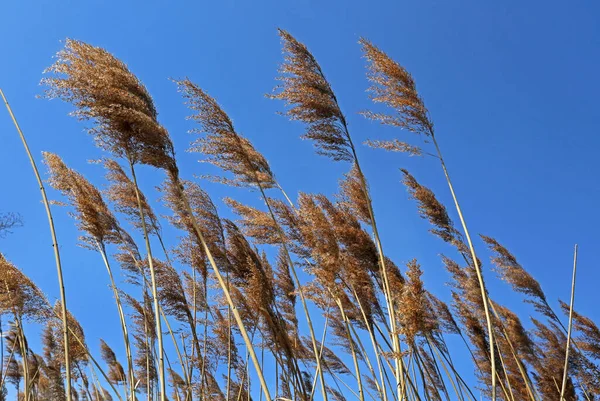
[0,29,598,401]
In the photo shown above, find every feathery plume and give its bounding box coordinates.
[337,165,372,225]
[364,139,422,156]
[398,259,436,345]
[482,235,555,320]
[176,79,275,188]
[43,39,175,171]
[401,169,465,251]
[43,153,123,248]
[359,38,433,136]
[270,29,352,162]
[224,198,282,245]
[50,302,88,367]
[0,254,50,322]
[103,158,160,234]
[99,339,126,385]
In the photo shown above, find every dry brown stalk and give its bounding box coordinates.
[1,88,73,401]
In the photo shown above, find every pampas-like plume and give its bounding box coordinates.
[43,39,181,399]
[50,302,88,369]
[104,159,161,234]
[270,29,352,162]
[362,38,498,399]
[337,165,372,225]
[400,169,465,253]
[0,254,51,322]
[43,39,175,171]
[175,79,275,188]
[43,152,136,398]
[364,139,422,157]
[224,198,281,245]
[481,235,555,321]
[99,340,126,385]
[531,319,577,401]
[398,259,436,346]
[359,39,433,136]
[559,301,600,359]
[43,153,120,247]
[41,323,67,401]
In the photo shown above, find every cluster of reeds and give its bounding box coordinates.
[0,30,598,401]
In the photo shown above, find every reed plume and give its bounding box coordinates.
[361,37,498,399]
[99,340,126,386]
[43,39,181,400]
[0,254,51,323]
[271,31,409,398]
[0,27,597,401]
[481,235,556,321]
[43,152,136,399]
[42,39,175,171]
[177,77,330,400]
[176,79,275,188]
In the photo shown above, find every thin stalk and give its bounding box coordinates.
[560,244,578,401]
[175,179,272,401]
[0,336,18,390]
[351,286,389,401]
[144,317,151,401]
[1,88,72,401]
[426,337,471,401]
[310,314,330,401]
[333,295,364,401]
[200,282,209,400]
[161,310,191,391]
[495,344,515,401]
[430,134,496,401]
[127,157,166,401]
[97,241,135,400]
[16,318,29,401]
[226,275,232,401]
[437,335,477,401]
[488,302,537,401]
[256,184,326,401]
[348,319,382,399]
[414,348,446,401]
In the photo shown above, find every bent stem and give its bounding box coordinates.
[1,88,72,401]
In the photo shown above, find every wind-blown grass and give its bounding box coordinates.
[0,30,597,401]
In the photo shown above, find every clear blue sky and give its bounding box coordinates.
[1,0,599,398]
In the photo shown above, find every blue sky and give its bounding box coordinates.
[1,0,600,398]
